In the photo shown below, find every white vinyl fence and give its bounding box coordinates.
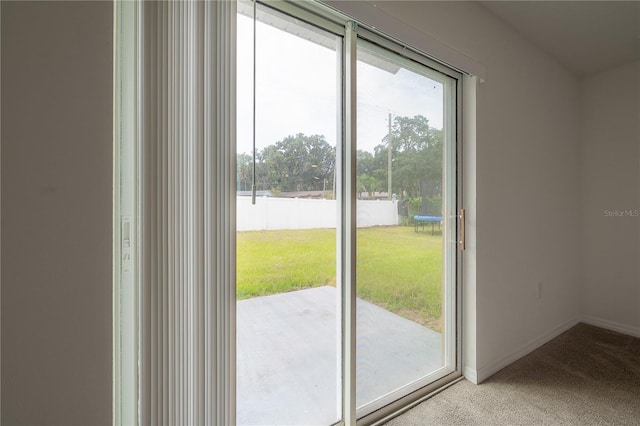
[237,197,399,231]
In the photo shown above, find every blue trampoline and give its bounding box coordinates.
[413,215,442,234]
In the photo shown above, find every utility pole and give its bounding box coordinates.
[387,112,392,200]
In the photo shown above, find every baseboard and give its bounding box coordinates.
[581,315,640,338]
[462,366,478,384]
[475,318,580,383]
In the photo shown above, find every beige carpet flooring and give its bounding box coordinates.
[387,323,640,425]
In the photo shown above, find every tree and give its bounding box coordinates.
[237,152,253,192]
[373,115,443,199]
[356,150,381,198]
[254,133,335,193]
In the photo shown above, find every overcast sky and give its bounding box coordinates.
[237,13,444,155]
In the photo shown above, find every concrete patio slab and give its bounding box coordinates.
[237,286,442,426]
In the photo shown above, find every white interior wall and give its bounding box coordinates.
[360,1,582,382]
[580,61,640,337]
[1,2,113,424]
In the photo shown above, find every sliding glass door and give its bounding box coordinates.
[236,2,461,423]
[236,3,342,425]
[355,38,459,417]
[114,1,462,423]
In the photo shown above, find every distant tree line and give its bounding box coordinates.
[237,134,335,193]
[237,115,443,204]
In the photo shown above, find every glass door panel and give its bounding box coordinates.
[236,3,342,425]
[355,39,458,415]
[235,2,460,422]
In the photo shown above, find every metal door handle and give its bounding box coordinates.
[459,208,466,251]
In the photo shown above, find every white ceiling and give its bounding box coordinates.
[480,1,640,77]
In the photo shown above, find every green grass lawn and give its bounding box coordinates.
[237,226,443,330]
